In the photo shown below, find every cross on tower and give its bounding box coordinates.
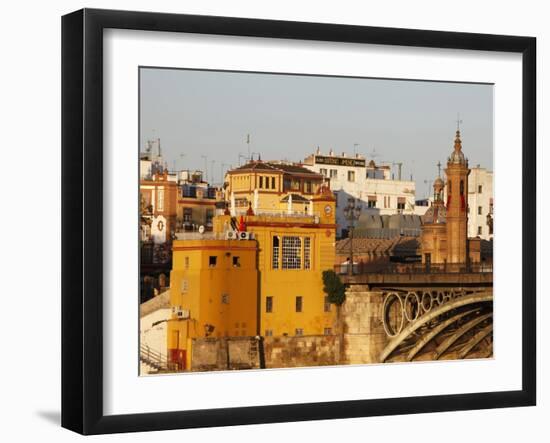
[456,113,463,131]
[437,161,442,177]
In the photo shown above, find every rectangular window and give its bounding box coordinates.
[295,296,303,313]
[183,207,192,222]
[181,279,188,293]
[304,237,311,270]
[184,256,189,269]
[232,256,240,267]
[324,296,331,312]
[209,256,217,267]
[478,206,483,215]
[271,177,276,189]
[266,296,273,313]
[368,196,377,208]
[478,226,483,235]
[221,293,230,304]
[397,196,406,210]
[157,189,164,212]
[478,185,483,193]
[320,168,327,177]
[330,169,338,179]
[295,328,304,336]
[347,170,355,182]
[206,209,214,225]
[272,236,280,269]
[324,328,332,336]
[259,176,263,188]
[265,329,273,337]
[282,236,302,269]
[305,181,312,193]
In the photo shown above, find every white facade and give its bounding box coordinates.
[140,291,171,375]
[441,166,493,240]
[303,149,416,236]
[140,159,152,180]
[467,167,494,240]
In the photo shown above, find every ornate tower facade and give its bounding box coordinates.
[445,130,470,264]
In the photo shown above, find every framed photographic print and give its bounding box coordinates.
[61,8,536,435]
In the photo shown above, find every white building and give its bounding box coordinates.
[440,166,493,240]
[466,167,493,240]
[140,290,171,375]
[302,148,416,237]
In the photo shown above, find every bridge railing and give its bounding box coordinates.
[334,261,493,275]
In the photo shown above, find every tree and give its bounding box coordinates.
[322,270,347,363]
[322,270,346,306]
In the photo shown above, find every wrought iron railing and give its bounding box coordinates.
[334,261,493,275]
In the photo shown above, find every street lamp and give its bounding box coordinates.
[343,197,362,276]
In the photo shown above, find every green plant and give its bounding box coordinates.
[322,270,346,306]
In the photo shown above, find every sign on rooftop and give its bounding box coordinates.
[315,155,366,167]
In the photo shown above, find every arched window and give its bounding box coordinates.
[460,180,464,195]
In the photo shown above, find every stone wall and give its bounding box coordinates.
[263,335,340,368]
[191,337,260,371]
[190,288,393,370]
[342,287,388,365]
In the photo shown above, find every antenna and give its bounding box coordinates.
[238,153,248,166]
[366,147,380,161]
[221,162,230,185]
[353,143,359,156]
[201,155,208,182]
[178,153,186,172]
[424,179,433,199]
[246,133,251,161]
[210,160,216,185]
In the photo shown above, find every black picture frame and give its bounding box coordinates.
[61,8,536,435]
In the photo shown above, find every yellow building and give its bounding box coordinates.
[226,160,326,215]
[215,184,337,337]
[166,161,338,370]
[167,239,259,370]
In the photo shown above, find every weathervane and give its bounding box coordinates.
[456,113,463,131]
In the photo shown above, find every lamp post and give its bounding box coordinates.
[343,197,362,276]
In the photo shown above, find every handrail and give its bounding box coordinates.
[140,343,174,371]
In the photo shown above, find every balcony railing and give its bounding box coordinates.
[334,261,493,275]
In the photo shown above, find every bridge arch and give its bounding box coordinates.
[380,291,493,362]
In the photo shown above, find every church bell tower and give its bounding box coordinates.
[445,129,470,264]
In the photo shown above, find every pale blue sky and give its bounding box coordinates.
[139,68,493,198]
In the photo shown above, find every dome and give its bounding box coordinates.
[448,130,467,165]
[422,204,447,224]
[449,150,466,164]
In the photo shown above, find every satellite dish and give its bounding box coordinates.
[198,225,205,234]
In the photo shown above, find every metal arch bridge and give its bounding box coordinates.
[379,288,493,363]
